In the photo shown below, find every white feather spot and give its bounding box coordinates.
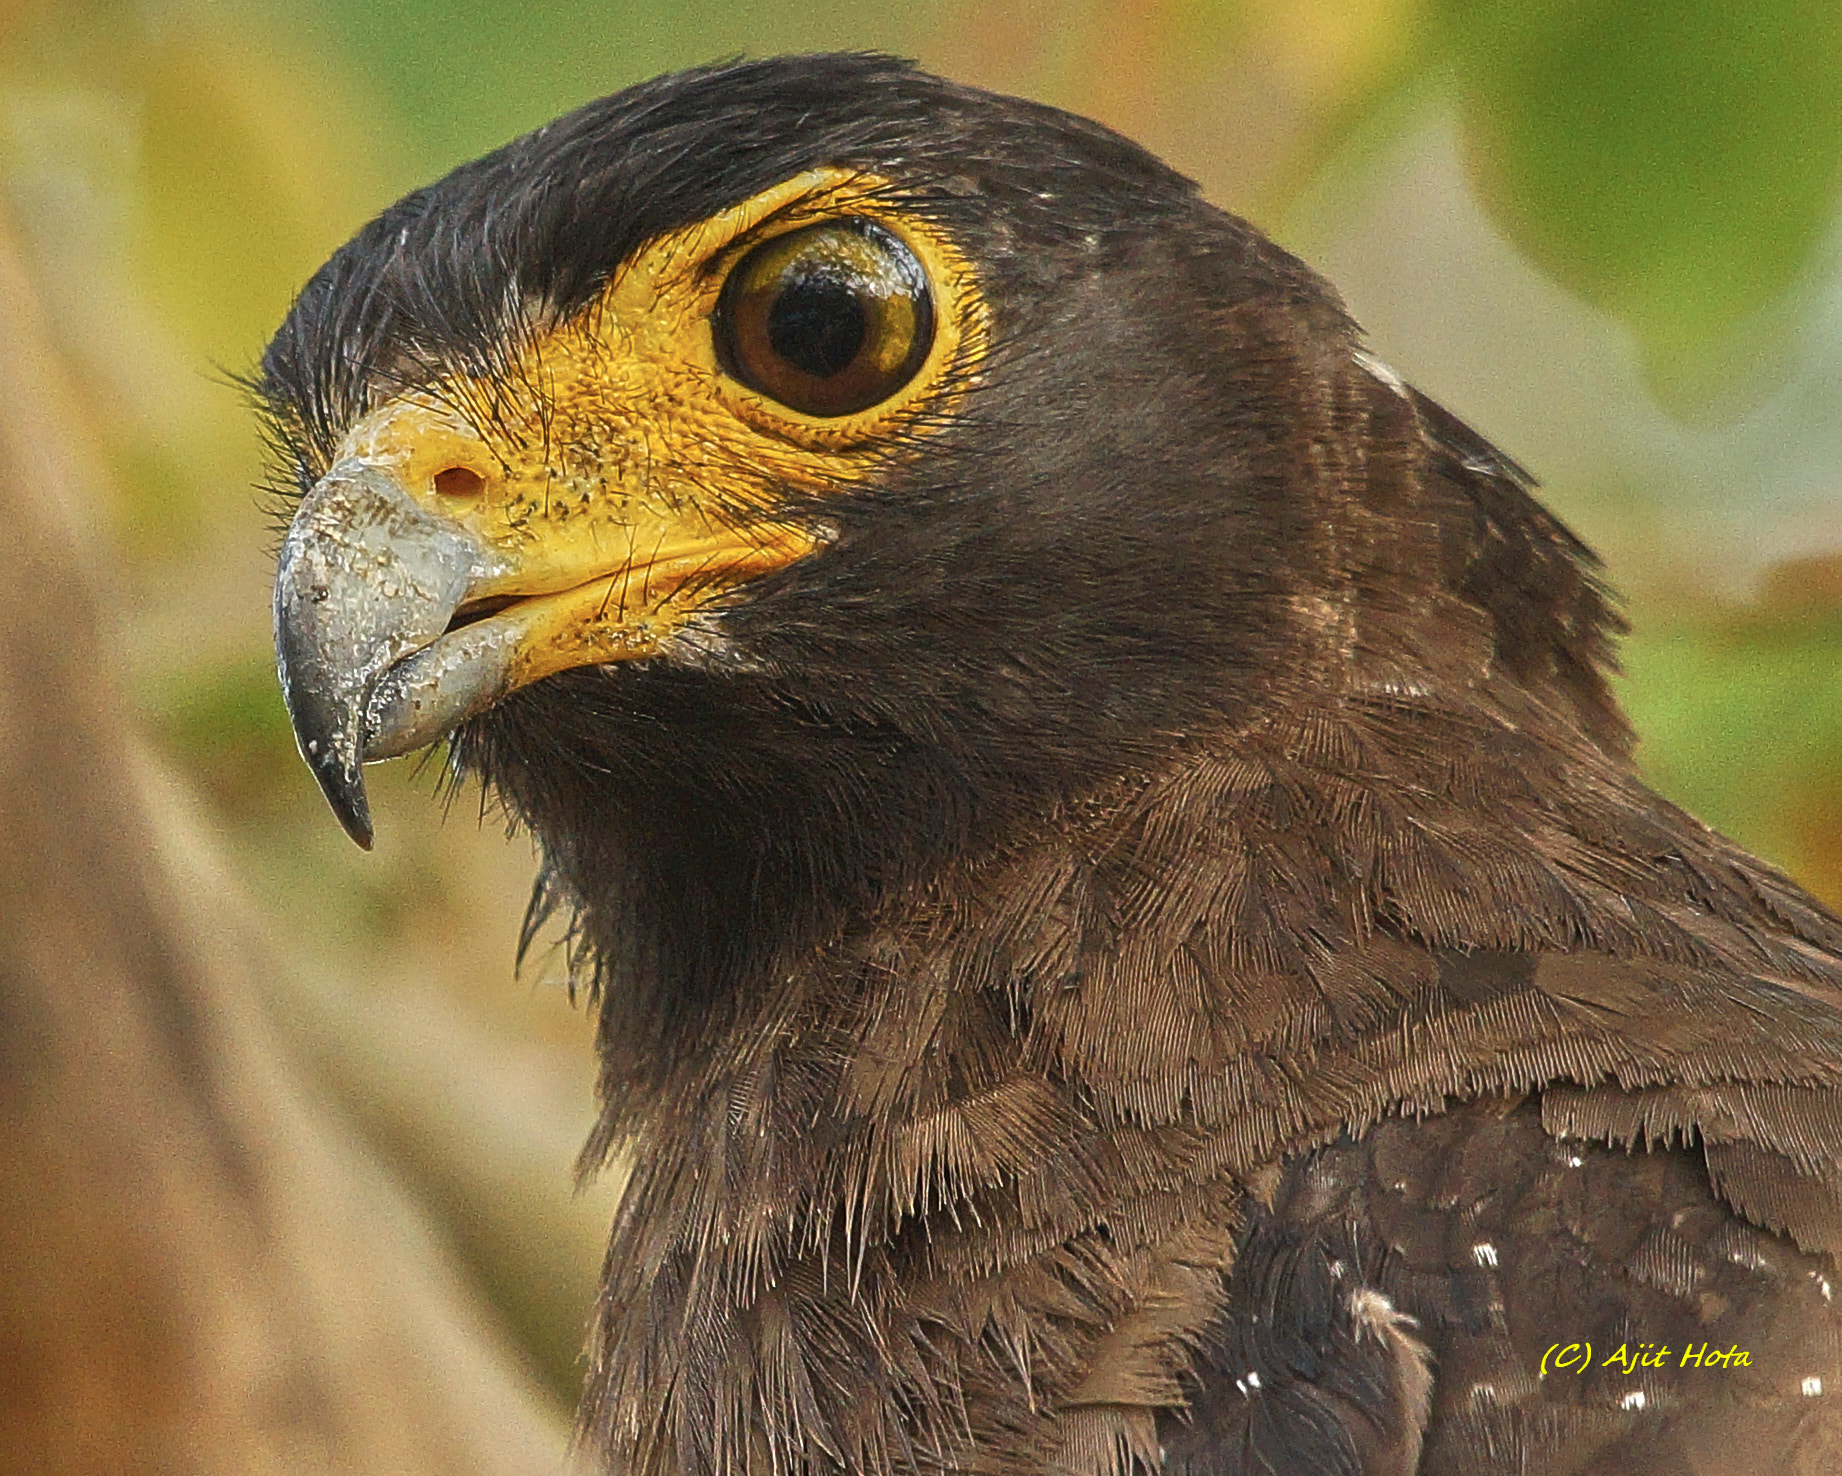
[1621,1390,1647,1411]
[1353,348,1407,397]
[1346,1286,1423,1345]
[1245,1370,1262,1390]
[1820,1277,1833,1303]
[1804,1377,1825,1397]
[1472,1242,1499,1267]
[1566,1154,1584,1168]
[1371,677,1434,699]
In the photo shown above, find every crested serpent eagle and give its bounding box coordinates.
[265,54,1842,1476]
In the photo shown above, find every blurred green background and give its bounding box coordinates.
[5,0,1841,1425]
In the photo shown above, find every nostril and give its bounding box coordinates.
[434,466,486,497]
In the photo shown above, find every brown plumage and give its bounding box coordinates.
[263,55,1842,1475]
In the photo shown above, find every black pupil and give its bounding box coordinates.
[767,274,867,379]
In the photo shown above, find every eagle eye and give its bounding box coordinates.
[715,219,935,417]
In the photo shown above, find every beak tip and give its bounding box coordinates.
[338,799,377,852]
[305,746,376,850]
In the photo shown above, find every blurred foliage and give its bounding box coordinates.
[3,0,1841,1412]
[1437,0,1842,410]
[302,0,942,166]
[1623,556,1842,905]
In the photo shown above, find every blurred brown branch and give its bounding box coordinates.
[0,193,567,1473]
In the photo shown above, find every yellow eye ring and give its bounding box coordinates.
[713,219,936,418]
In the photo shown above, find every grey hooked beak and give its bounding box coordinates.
[274,462,514,848]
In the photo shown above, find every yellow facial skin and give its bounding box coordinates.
[274,167,988,844]
[329,167,986,676]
